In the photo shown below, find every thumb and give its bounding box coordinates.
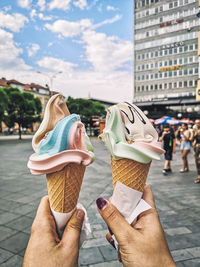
[61,209,85,248]
[96,198,135,243]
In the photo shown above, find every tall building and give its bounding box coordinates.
[134,0,200,109]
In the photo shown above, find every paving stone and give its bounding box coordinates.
[79,247,104,265]
[165,227,192,236]
[89,261,123,267]
[82,237,108,249]
[99,245,118,261]
[0,248,14,264]
[0,255,23,267]
[0,226,18,242]
[6,215,33,231]
[0,212,21,224]
[0,232,29,254]
[185,247,200,258]
[171,249,193,262]
[179,258,200,267]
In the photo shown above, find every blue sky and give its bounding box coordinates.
[0,0,133,102]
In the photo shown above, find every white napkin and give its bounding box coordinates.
[111,181,151,247]
[51,203,91,247]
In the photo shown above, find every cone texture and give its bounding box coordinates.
[111,157,151,192]
[46,163,85,213]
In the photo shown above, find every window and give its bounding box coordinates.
[169,60,172,65]
[189,69,193,75]
[155,62,158,68]
[146,74,149,80]
[189,45,193,51]
[138,65,141,71]
[184,69,188,75]
[142,75,145,80]
[155,84,158,90]
[189,57,193,63]
[159,84,162,90]
[195,68,198,74]
[184,81,187,87]
[179,47,183,53]
[151,85,153,90]
[195,44,198,50]
[160,6,163,12]
[169,48,172,54]
[179,58,183,64]
[169,71,172,77]
[174,82,177,88]
[169,83,172,89]
[189,80,193,86]
[146,64,149,69]
[151,52,154,58]
[179,81,182,87]
[179,70,183,76]
[138,76,140,81]
[155,73,158,79]
[184,46,188,52]
[180,0,183,5]
[195,80,197,86]
[184,58,188,64]
[164,50,168,55]
[164,72,168,77]
[146,53,149,59]
[160,17,163,23]
[151,74,154,79]
[155,51,158,57]
[142,65,145,70]
[159,50,163,56]
[174,71,177,76]
[164,61,168,66]
[138,86,140,92]
[155,8,158,14]
[174,48,177,54]
[142,54,145,59]
[138,55,141,60]
[146,32,149,37]
[184,0,188,4]
[174,2,178,7]
[151,63,154,68]
[174,59,177,65]
[146,85,149,91]
[159,72,162,78]
[159,62,162,67]
[169,3,173,8]
[164,83,167,89]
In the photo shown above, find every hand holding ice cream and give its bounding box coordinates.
[28,94,93,241]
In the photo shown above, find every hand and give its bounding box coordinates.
[96,185,176,267]
[23,196,85,267]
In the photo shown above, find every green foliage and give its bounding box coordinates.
[66,97,106,125]
[2,87,42,139]
[0,87,9,124]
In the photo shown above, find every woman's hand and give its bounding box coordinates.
[96,185,176,267]
[23,196,85,267]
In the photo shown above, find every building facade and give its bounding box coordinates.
[134,0,200,105]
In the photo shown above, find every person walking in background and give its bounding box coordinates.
[159,124,176,175]
[192,119,200,184]
[179,123,191,172]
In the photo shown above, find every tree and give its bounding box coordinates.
[0,87,9,132]
[66,97,106,126]
[3,87,42,139]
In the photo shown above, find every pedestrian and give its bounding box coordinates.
[23,185,176,267]
[159,124,176,175]
[192,119,200,183]
[179,123,191,172]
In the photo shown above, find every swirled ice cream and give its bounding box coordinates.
[100,102,164,164]
[28,94,94,175]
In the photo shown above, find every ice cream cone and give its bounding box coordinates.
[110,156,151,192]
[46,163,86,213]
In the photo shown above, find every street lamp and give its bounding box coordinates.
[37,71,62,92]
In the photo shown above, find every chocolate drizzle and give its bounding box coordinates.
[122,102,146,125]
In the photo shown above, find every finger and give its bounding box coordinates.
[96,198,136,242]
[35,196,52,219]
[142,184,156,209]
[61,209,85,248]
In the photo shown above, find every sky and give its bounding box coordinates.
[0,0,133,102]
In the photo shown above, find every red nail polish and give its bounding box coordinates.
[96,197,107,210]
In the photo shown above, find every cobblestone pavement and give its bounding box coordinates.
[0,138,200,267]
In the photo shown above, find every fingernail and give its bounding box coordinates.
[110,238,116,249]
[96,197,107,210]
[76,209,85,219]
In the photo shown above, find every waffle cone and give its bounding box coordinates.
[111,157,151,192]
[46,163,85,213]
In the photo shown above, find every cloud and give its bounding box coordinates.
[73,0,87,10]
[45,19,92,38]
[48,0,71,10]
[81,30,132,72]
[93,14,122,29]
[37,0,46,11]
[30,9,37,19]
[0,11,29,32]
[37,57,77,72]
[27,43,40,57]
[17,0,32,9]
[0,28,31,71]
[106,5,118,11]
[38,13,52,20]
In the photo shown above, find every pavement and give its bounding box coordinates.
[0,137,200,267]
